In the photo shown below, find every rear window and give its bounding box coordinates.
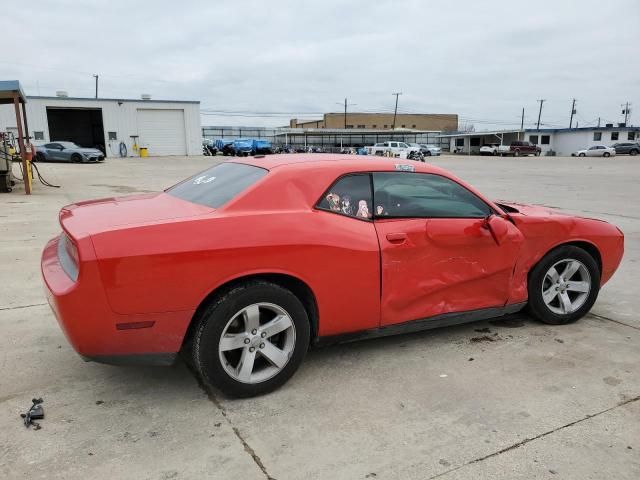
[167,162,267,208]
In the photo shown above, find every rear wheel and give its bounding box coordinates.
[192,281,310,398]
[70,153,82,163]
[630,149,638,156]
[527,245,600,325]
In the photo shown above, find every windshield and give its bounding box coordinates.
[167,162,268,208]
[59,142,80,148]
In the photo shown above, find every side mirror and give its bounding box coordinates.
[484,215,509,245]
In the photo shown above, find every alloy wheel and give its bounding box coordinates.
[541,259,591,315]
[218,303,296,384]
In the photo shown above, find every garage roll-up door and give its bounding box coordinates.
[136,109,187,155]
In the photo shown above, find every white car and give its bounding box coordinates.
[367,141,421,157]
[480,144,500,156]
[572,145,616,157]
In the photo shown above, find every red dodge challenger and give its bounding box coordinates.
[42,155,624,397]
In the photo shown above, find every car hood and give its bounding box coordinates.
[495,200,564,216]
[59,192,213,237]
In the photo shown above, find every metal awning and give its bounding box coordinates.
[0,80,27,104]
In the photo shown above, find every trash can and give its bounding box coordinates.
[139,147,148,157]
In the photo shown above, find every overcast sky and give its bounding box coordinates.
[4,0,639,129]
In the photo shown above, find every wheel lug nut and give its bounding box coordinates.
[259,343,265,349]
[249,347,255,352]
[261,332,266,338]
[251,329,257,335]
[244,338,250,344]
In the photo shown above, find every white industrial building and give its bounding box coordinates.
[441,126,639,156]
[0,94,201,157]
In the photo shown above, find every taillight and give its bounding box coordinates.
[64,234,79,265]
[58,233,79,281]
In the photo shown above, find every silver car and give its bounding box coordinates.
[35,142,105,163]
[572,145,616,158]
[419,143,442,156]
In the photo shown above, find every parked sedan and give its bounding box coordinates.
[419,143,442,156]
[35,142,104,163]
[612,142,640,156]
[42,155,624,397]
[572,145,616,157]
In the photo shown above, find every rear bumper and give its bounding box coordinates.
[41,236,192,364]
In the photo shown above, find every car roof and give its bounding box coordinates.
[232,153,450,175]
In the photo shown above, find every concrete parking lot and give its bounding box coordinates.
[1,154,638,480]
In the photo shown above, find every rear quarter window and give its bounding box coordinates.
[167,162,267,208]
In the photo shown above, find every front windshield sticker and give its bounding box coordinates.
[394,164,415,172]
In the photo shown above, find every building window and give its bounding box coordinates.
[629,131,636,140]
[401,125,406,128]
[470,137,481,147]
[455,138,464,147]
[541,135,550,145]
[34,131,44,140]
[357,125,365,129]
[383,125,388,128]
[412,125,416,128]
[372,125,377,129]
[108,131,118,140]
[593,132,602,141]
[611,132,619,141]
[529,135,539,144]
[346,125,354,129]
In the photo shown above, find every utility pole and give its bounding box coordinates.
[621,102,631,125]
[536,99,545,130]
[335,98,356,129]
[520,108,524,140]
[392,92,402,130]
[569,99,576,128]
[93,74,99,98]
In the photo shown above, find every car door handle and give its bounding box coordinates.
[386,233,407,243]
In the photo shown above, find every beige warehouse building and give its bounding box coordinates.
[290,112,458,131]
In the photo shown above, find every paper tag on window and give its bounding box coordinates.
[394,164,415,172]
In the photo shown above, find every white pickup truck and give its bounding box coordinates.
[366,141,421,157]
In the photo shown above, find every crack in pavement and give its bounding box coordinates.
[0,302,47,312]
[588,313,640,331]
[188,362,277,480]
[428,395,640,479]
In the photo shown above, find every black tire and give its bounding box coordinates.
[535,151,541,156]
[603,152,610,158]
[192,281,310,398]
[630,149,638,156]
[527,245,600,325]
[71,153,82,163]
[579,153,586,157]
[425,151,432,156]
[514,149,520,157]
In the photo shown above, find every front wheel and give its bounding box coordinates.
[579,153,586,157]
[603,152,610,157]
[527,245,600,325]
[514,150,520,157]
[630,149,638,156]
[70,153,82,163]
[192,281,310,398]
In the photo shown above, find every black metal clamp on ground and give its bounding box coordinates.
[20,398,44,430]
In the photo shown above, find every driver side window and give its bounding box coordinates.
[372,172,492,218]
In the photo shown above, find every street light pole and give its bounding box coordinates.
[93,74,99,99]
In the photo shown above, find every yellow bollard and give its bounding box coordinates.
[139,147,148,157]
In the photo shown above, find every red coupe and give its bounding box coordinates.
[42,155,624,397]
